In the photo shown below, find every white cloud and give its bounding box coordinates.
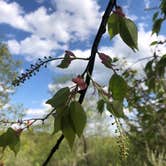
[23,0,100,42]
[0,1,30,31]
[8,35,67,61]
[26,108,46,117]
[52,0,101,39]
[48,81,72,93]
[7,40,20,54]
[1,0,101,61]
[25,101,52,119]
[123,5,138,21]
[35,0,45,4]
[144,0,150,8]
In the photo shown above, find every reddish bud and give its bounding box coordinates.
[65,50,75,58]
[113,6,125,17]
[98,52,110,63]
[72,75,87,90]
[27,120,33,127]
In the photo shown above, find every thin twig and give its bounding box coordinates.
[12,56,89,86]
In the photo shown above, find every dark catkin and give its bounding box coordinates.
[12,56,54,86]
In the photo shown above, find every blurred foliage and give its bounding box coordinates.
[0,130,165,166]
[0,42,21,116]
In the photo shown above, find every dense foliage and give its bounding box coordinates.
[0,43,20,109]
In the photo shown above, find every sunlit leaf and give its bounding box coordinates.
[109,74,127,101]
[145,60,153,77]
[52,107,67,134]
[57,50,75,69]
[119,18,138,51]
[69,101,87,137]
[57,56,72,69]
[156,54,166,77]
[61,113,75,148]
[107,13,120,39]
[106,100,124,118]
[150,41,158,46]
[97,99,105,114]
[0,128,20,155]
[160,0,166,14]
[46,87,70,108]
[152,12,158,21]
[152,18,163,35]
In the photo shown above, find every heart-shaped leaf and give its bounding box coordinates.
[119,18,138,51]
[107,13,120,39]
[57,50,75,69]
[61,113,75,148]
[46,87,70,108]
[52,106,68,134]
[106,100,124,118]
[0,128,20,155]
[109,74,127,101]
[97,99,105,114]
[69,101,87,137]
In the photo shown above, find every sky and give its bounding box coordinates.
[0,0,165,118]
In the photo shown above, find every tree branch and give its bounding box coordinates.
[42,134,64,166]
[79,0,116,103]
[42,0,116,165]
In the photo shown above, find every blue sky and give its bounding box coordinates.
[0,0,165,118]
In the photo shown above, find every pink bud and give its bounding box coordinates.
[65,50,75,58]
[113,6,125,17]
[98,52,110,63]
[72,75,87,90]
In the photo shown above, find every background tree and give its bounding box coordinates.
[0,42,21,119]
[122,1,166,165]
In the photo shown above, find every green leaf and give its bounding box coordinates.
[106,101,124,118]
[109,74,127,101]
[103,58,113,69]
[46,87,70,108]
[152,12,158,21]
[52,106,68,134]
[156,54,166,77]
[113,57,119,63]
[108,14,138,51]
[97,86,110,103]
[69,101,87,137]
[150,41,158,46]
[61,113,75,148]
[107,13,120,39]
[145,60,153,77]
[53,113,61,134]
[97,99,105,114]
[0,128,20,155]
[146,76,156,91]
[160,0,166,14]
[152,18,163,35]
[57,55,73,69]
[119,18,138,51]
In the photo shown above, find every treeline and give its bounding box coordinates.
[0,130,165,166]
